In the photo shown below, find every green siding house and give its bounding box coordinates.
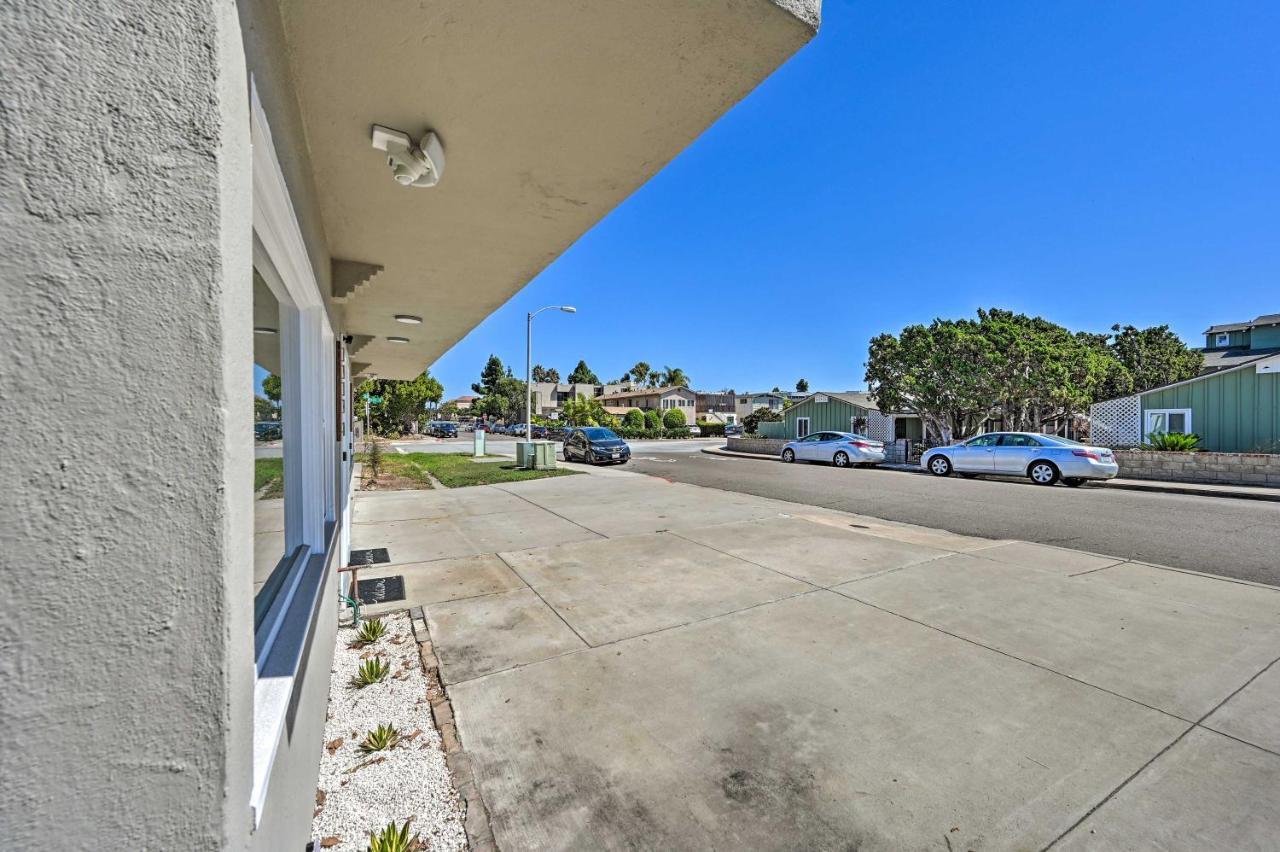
[1091,313,1280,453]
[758,392,872,438]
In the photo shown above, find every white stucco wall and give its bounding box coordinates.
[0,0,255,847]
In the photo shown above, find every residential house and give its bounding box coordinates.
[598,386,698,419]
[1199,314,1280,373]
[696,390,738,424]
[1091,348,1280,452]
[757,391,925,444]
[6,3,818,848]
[529,382,606,418]
[448,395,476,411]
[735,391,788,422]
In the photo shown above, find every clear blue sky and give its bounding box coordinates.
[409,2,1280,399]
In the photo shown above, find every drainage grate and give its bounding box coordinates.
[349,547,390,566]
[357,575,405,605]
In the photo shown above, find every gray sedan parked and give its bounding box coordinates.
[781,432,886,467]
[921,432,1119,487]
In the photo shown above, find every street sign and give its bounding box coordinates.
[363,394,383,404]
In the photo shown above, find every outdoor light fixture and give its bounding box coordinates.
[387,336,410,344]
[253,327,277,335]
[525,305,578,444]
[371,124,445,188]
[394,314,422,325]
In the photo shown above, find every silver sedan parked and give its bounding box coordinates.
[781,432,886,467]
[921,432,1119,486]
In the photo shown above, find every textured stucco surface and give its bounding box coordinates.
[0,0,254,847]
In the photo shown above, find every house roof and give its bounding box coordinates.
[597,386,695,400]
[1106,350,1280,400]
[1203,313,1280,334]
[1200,347,1280,373]
[789,391,880,411]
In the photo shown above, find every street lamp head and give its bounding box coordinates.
[560,306,577,313]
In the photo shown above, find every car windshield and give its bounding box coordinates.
[581,427,619,441]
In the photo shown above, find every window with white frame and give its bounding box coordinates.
[1215,332,1230,347]
[1145,408,1192,437]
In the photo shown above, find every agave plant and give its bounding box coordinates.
[359,723,401,754]
[367,819,419,852]
[1142,431,1201,452]
[351,657,391,688]
[354,618,387,645]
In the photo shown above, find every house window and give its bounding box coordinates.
[1215,332,1230,347]
[1145,408,1192,436]
[796,417,811,438]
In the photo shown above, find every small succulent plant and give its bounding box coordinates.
[354,618,387,645]
[367,819,419,852]
[352,657,391,688]
[359,723,401,754]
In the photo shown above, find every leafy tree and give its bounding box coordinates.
[742,406,782,435]
[771,386,781,393]
[865,318,1000,443]
[623,408,645,429]
[662,408,687,429]
[253,396,277,421]
[437,401,460,421]
[628,361,651,386]
[1108,324,1202,393]
[567,360,600,384]
[472,375,526,423]
[531,364,560,383]
[472,355,505,395]
[262,373,282,404]
[561,394,608,426]
[643,409,663,430]
[795,378,809,393]
[357,369,445,434]
[658,366,690,387]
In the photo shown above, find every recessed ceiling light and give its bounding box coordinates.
[253,327,277,335]
[387,336,410,344]
[394,314,422,325]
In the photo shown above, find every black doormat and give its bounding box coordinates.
[349,547,390,566]
[357,575,405,605]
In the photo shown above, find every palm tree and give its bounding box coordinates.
[660,366,690,388]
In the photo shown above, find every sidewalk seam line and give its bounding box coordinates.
[492,484,610,539]
[494,551,593,649]
[1042,651,1280,850]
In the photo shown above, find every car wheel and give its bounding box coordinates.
[1028,461,1060,486]
[833,451,850,468]
[928,456,952,477]
[781,449,796,463]
[1063,477,1084,488]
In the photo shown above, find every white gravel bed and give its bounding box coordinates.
[312,611,466,851]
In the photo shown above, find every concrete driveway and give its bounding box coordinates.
[351,468,1280,850]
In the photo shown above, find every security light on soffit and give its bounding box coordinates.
[254,327,277,335]
[371,124,445,188]
[395,315,422,325]
[387,336,410,344]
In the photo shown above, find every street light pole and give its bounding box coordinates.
[525,305,577,442]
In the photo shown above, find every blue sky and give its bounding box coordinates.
[355,1,1280,400]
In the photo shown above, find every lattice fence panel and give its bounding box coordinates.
[1088,395,1141,446]
[864,412,893,442]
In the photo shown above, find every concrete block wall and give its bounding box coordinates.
[1114,450,1280,487]
[727,437,788,456]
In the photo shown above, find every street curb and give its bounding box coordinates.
[698,446,1280,503]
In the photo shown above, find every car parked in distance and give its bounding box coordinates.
[921,432,1118,486]
[254,421,282,442]
[780,432,885,467]
[428,421,458,438]
[563,426,631,465]
[725,424,744,437]
[686,425,702,436]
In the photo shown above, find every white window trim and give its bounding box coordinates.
[1145,408,1192,435]
[248,80,338,826]
[1215,333,1230,346]
[796,417,810,438]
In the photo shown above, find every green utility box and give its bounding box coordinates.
[515,440,557,470]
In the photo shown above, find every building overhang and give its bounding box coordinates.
[277,0,819,378]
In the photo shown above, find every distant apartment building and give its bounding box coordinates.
[696,391,738,424]
[597,386,698,417]
[448,395,477,411]
[529,382,615,417]
[735,391,788,422]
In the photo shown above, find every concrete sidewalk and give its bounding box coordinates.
[701,444,1280,502]
[351,469,1280,850]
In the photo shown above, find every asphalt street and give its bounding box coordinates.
[627,451,1280,587]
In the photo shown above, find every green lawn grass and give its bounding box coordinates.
[254,458,284,498]
[384,452,577,488]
